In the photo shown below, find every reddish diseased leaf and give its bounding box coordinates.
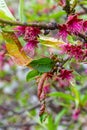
[2,32,32,66]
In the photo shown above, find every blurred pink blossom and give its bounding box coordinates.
[67,15,83,34]
[72,109,80,121]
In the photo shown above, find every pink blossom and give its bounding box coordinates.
[0,51,4,69]
[0,44,6,69]
[83,21,87,32]
[67,15,83,34]
[24,27,40,41]
[56,77,70,88]
[84,69,87,75]
[83,49,87,60]
[14,26,26,36]
[43,84,50,94]
[15,26,41,56]
[72,109,80,121]
[83,43,87,49]
[59,69,73,80]
[62,44,84,60]
[23,27,41,56]
[58,24,69,41]
[23,41,38,57]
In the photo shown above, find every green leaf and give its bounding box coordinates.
[55,109,67,126]
[30,58,55,73]
[80,1,87,5]
[47,115,56,130]
[70,83,80,108]
[0,71,7,78]
[40,112,48,123]
[26,70,40,81]
[49,92,74,101]
[19,0,25,22]
[0,0,15,20]
[81,93,87,106]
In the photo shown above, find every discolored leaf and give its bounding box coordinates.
[2,32,32,66]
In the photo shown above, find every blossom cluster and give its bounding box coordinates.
[55,69,73,88]
[14,14,87,88]
[56,14,87,62]
[62,44,85,60]
[15,26,41,57]
[58,15,87,41]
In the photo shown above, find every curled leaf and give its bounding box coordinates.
[39,35,65,49]
[2,32,32,66]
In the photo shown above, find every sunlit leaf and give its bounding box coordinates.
[0,0,15,20]
[19,0,25,22]
[39,36,65,49]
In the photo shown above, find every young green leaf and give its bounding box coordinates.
[19,0,25,22]
[47,115,56,130]
[30,58,55,73]
[0,0,15,20]
[70,83,80,109]
[26,70,40,81]
[55,109,67,126]
[49,92,74,101]
[40,112,48,123]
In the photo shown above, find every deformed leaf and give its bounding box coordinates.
[2,32,32,66]
[39,35,64,49]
